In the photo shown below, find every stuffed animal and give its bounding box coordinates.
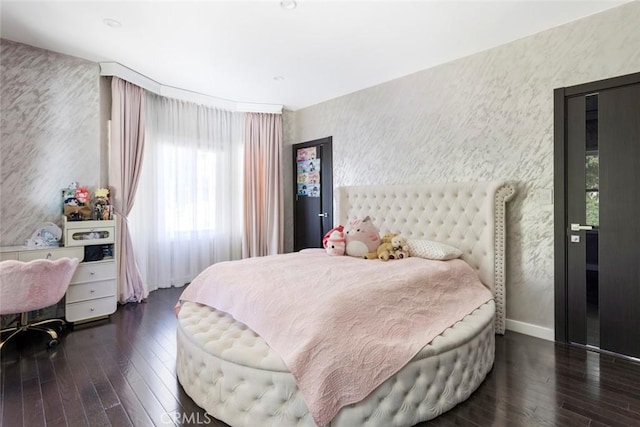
[344,216,380,257]
[325,230,346,256]
[323,225,344,249]
[75,186,90,205]
[364,233,410,261]
[364,232,396,261]
[391,234,410,259]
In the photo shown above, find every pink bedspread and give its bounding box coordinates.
[177,249,493,426]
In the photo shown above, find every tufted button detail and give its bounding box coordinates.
[179,309,495,425]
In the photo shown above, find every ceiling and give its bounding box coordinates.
[0,1,629,111]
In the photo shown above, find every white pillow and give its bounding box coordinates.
[407,239,463,260]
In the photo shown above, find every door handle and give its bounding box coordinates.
[318,213,328,217]
[570,223,593,231]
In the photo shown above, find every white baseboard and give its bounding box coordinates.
[505,319,555,341]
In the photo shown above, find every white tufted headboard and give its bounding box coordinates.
[336,181,516,334]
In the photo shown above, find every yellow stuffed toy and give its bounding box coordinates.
[363,232,397,261]
[390,234,410,259]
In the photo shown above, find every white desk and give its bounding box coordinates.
[0,245,84,262]
[0,242,117,323]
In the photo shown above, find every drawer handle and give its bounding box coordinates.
[90,289,96,293]
[90,271,95,275]
[46,253,52,259]
[90,308,95,312]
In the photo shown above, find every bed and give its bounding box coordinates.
[176,181,515,426]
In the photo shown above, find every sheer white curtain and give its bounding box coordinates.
[129,94,244,291]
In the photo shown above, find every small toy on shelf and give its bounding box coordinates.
[62,181,79,206]
[62,182,91,220]
[75,186,90,205]
[94,188,110,203]
[93,187,112,220]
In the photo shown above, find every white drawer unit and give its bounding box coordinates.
[2,218,118,324]
[66,280,116,303]
[65,296,117,323]
[0,246,84,262]
[17,246,84,262]
[67,261,117,305]
[0,250,18,261]
[64,220,115,247]
[71,261,116,283]
[62,217,118,324]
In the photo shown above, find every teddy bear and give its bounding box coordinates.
[363,232,397,261]
[325,229,346,256]
[344,216,380,257]
[390,234,410,259]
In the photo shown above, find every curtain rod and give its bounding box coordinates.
[100,62,283,114]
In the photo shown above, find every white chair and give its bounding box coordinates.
[0,257,79,349]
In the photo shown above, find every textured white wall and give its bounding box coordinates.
[0,39,100,246]
[284,2,640,329]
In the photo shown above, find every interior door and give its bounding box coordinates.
[598,84,640,357]
[293,137,333,251]
[564,80,640,358]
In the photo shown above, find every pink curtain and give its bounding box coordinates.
[242,113,283,257]
[109,77,147,303]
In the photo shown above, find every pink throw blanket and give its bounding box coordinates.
[177,249,493,426]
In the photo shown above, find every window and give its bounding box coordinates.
[161,144,218,235]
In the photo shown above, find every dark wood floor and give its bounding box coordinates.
[2,287,640,427]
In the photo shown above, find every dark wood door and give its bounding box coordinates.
[293,137,333,251]
[562,78,640,358]
[598,83,640,357]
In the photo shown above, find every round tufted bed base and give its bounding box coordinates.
[176,299,495,427]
